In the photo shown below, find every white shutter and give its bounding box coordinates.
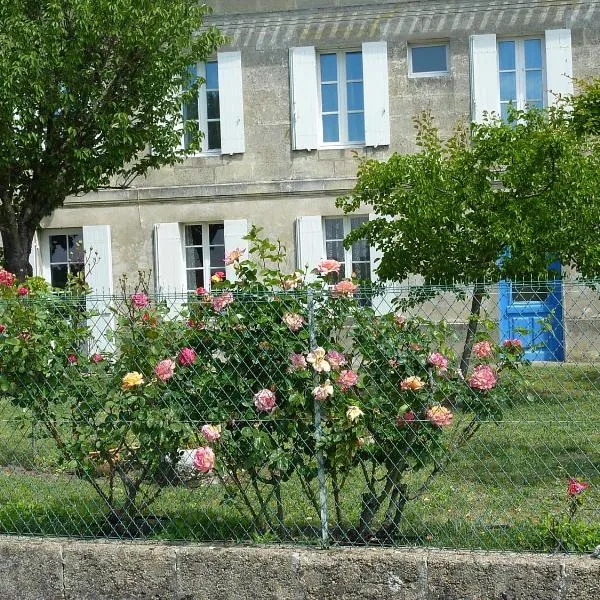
[218,51,245,154]
[223,219,248,282]
[470,34,500,122]
[295,216,324,282]
[289,47,319,150]
[154,222,186,295]
[545,29,573,106]
[28,231,41,277]
[83,225,114,354]
[368,213,397,315]
[363,41,390,147]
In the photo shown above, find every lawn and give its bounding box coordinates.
[0,363,597,551]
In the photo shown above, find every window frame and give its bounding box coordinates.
[183,222,225,292]
[408,42,450,78]
[497,36,546,119]
[317,49,365,149]
[41,228,86,289]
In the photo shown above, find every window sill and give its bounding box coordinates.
[317,142,365,151]
[408,71,451,79]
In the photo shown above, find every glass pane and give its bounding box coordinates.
[321,83,338,112]
[352,239,370,262]
[411,45,447,73]
[51,264,68,288]
[498,41,515,70]
[205,62,219,89]
[346,82,364,111]
[322,114,339,142]
[184,95,199,121]
[210,245,226,269]
[500,72,516,102]
[345,52,363,80]
[49,235,68,263]
[527,100,543,110]
[500,103,510,122]
[186,247,203,269]
[526,70,543,102]
[326,240,344,262]
[187,269,204,291]
[68,234,84,263]
[185,64,198,89]
[350,215,368,229]
[347,112,365,142]
[352,262,371,282]
[207,121,221,150]
[69,263,85,280]
[524,39,542,69]
[512,283,551,303]
[184,128,196,150]
[209,224,224,246]
[206,91,220,120]
[185,225,203,247]
[320,54,337,82]
[325,218,344,241]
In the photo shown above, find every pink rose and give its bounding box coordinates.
[428,352,449,372]
[91,353,103,364]
[0,324,6,334]
[282,312,305,333]
[312,380,334,401]
[396,410,417,428]
[326,350,347,370]
[224,248,245,266]
[155,359,176,382]
[212,292,234,312]
[211,271,226,284]
[568,477,590,497]
[193,447,215,473]
[17,286,29,296]
[178,347,197,367]
[201,424,221,442]
[316,259,341,276]
[503,339,524,354]
[400,376,425,391]
[426,405,453,428]
[333,279,358,297]
[472,340,493,359]
[0,269,16,287]
[195,287,208,296]
[131,292,149,308]
[141,312,157,327]
[338,369,358,390]
[468,364,497,391]
[289,353,307,370]
[67,354,77,364]
[254,389,277,412]
[393,312,407,328]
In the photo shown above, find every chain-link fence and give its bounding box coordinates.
[0,280,598,552]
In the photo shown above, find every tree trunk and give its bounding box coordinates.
[1,224,34,281]
[459,285,485,376]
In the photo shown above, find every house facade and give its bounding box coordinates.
[25,0,600,359]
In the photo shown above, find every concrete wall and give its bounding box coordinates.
[1,537,598,599]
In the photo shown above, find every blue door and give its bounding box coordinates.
[498,278,564,361]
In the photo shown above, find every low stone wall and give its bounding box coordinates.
[0,537,598,599]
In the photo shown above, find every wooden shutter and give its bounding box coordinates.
[295,216,324,281]
[28,231,41,277]
[153,222,186,294]
[368,213,398,315]
[218,51,245,154]
[470,34,500,122]
[289,47,319,150]
[82,225,114,354]
[363,41,390,147]
[545,29,573,106]
[224,219,248,281]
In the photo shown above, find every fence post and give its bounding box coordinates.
[307,289,329,548]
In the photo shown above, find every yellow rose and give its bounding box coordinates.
[346,405,364,423]
[400,376,426,391]
[122,371,144,390]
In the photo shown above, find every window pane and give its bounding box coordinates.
[184,95,199,121]
[325,218,344,240]
[69,263,85,280]
[210,245,225,269]
[186,247,203,269]
[326,240,344,262]
[411,45,447,73]
[498,41,515,70]
[346,82,364,111]
[206,91,220,120]
[205,62,219,89]
[322,114,339,142]
[51,264,68,288]
[526,70,543,102]
[185,225,203,247]
[184,127,197,150]
[68,234,84,263]
[49,235,68,263]
[528,100,543,110]
[500,103,510,122]
[499,71,516,102]
[207,121,221,150]
[345,52,363,80]
[209,224,224,246]
[352,239,370,262]
[187,269,204,291]
[347,112,365,142]
[350,215,368,229]
[512,282,551,303]
[524,39,542,69]
[320,54,337,82]
[352,262,371,282]
[321,83,338,112]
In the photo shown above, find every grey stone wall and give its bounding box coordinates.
[0,537,598,599]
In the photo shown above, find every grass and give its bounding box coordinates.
[0,363,598,551]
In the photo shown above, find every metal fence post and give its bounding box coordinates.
[307,289,329,548]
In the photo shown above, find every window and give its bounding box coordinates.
[183,61,221,152]
[498,38,544,121]
[47,229,85,289]
[184,224,225,292]
[323,216,371,282]
[409,44,449,77]
[318,51,365,145]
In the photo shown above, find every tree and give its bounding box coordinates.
[0,0,225,279]
[337,105,600,372]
